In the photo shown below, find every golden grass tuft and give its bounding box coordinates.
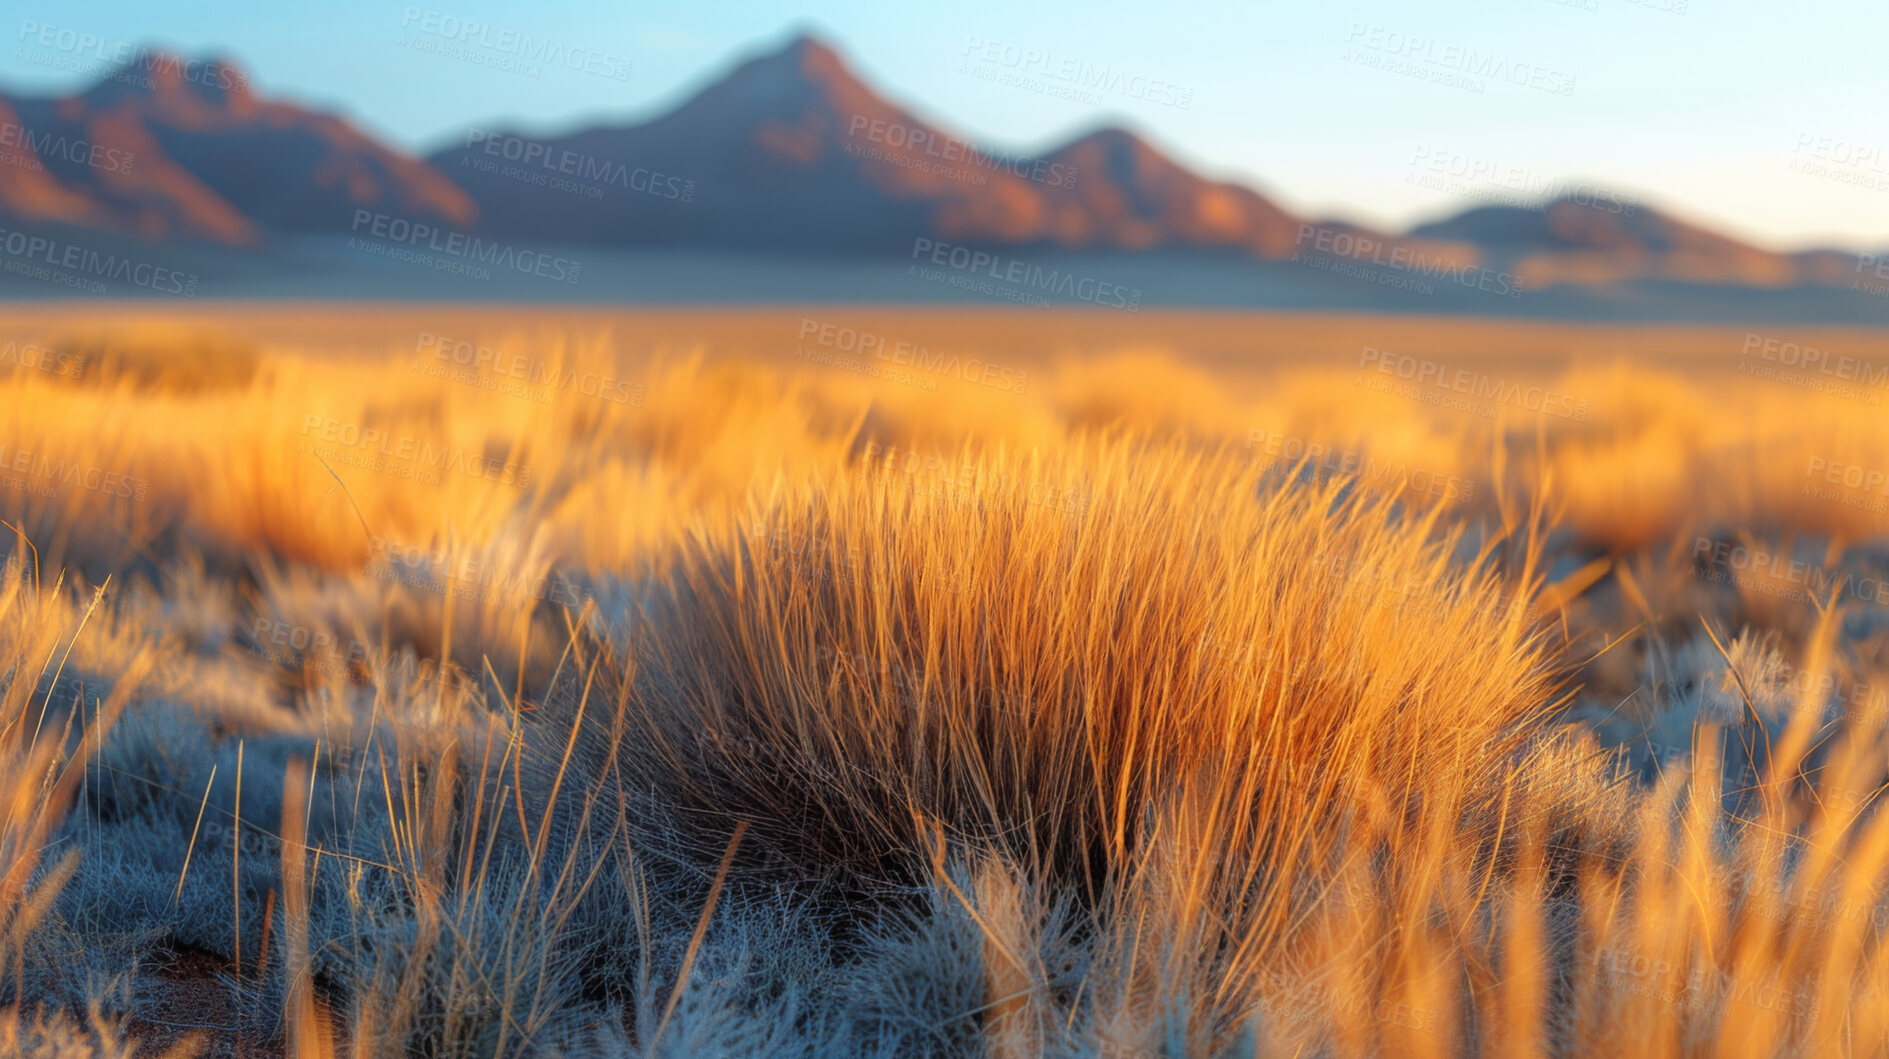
[622,438,1557,887]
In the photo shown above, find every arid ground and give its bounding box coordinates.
[3,305,1889,1057]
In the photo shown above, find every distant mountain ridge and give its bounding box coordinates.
[0,34,1872,293]
[1410,197,1855,289]
[0,49,472,246]
[423,37,1323,256]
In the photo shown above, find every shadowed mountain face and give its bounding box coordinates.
[0,51,474,245]
[428,35,987,250]
[425,36,1323,255]
[1034,127,1308,255]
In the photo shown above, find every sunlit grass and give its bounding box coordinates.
[0,316,1884,1056]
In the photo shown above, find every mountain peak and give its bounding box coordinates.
[1057,124,1146,149]
[744,31,853,81]
[774,31,845,60]
[80,49,254,110]
[1049,125,1170,171]
[654,29,904,151]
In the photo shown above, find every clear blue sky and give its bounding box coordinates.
[6,0,1885,251]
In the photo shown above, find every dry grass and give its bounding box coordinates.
[0,311,1884,1056]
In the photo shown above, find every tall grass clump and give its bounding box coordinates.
[619,437,1559,876]
[0,549,172,1054]
[593,438,1604,1050]
[581,434,1889,1056]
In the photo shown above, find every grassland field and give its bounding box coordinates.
[2,304,1888,1057]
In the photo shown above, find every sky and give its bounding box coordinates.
[4,0,1886,251]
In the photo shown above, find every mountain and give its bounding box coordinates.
[0,50,473,245]
[1409,196,1848,289]
[1030,126,1306,255]
[426,35,1004,250]
[423,34,1866,286]
[0,36,1873,300]
[424,35,1323,256]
